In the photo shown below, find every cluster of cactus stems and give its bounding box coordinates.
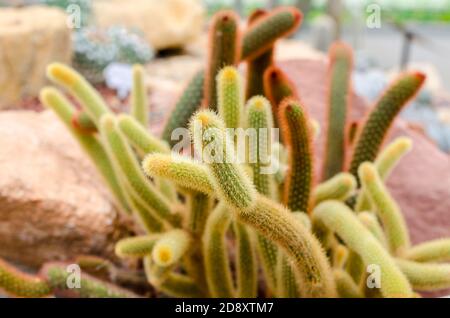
[2,7,450,299]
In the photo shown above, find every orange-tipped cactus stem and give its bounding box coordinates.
[348,71,426,179]
[0,258,51,298]
[263,66,299,126]
[245,9,274,100]
[204,11,240,110]
[278,98,314,213]
[241,7,302,61]
[71,110,97,134]
[322,42,353,181]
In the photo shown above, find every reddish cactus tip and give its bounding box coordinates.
[412,71,426,82]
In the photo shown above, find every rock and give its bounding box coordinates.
[93,0,205,51]
[0,110,132,268]
[0,6,72,109]
[278,59,450,245]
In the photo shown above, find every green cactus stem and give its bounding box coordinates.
[241,7,302,61]
[152,230,192,267]
[246,96,277,200]
[190,110,257,210]
[202,203,235,298]
[276,212,310,298]
[245,9,274,100]
[278,98,314,213]
[99,114,178,226]
[217,66,243,129]
[348,72,425,179]
[396,259,450,291]
[322,41,353,181]
[313,201,413,298]
[333,269,363,298]
[115,235,160,258]
[72,110,97,134]
[127,192,165,233]
[276,254,299,298]
[190,110,335,297]
[142,153,214,195]
[204,11,240,110]
[312,172,356,206]
[235,223,258,298]
[46,63,111,126]
[130,64,149,127]
[404,239,450,263]
[162,70,205,146]
[0,258,51,298]
[41,263,137,298]
[143,256,204,298]
[263,66,298,126]
[118,114,170,155]
[358,162,410,255]
[40,88,131,213]
[246,96,279,293]
[358,212,388,248]
[356,137,412,212]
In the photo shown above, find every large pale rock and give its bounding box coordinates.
[0,110,131,267]
[94,0,204,50]
[0,6,72,109]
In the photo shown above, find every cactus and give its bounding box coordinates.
[204,11,240,110]
[24,7,448,299]
[162,71,205,146]
[152,230,191,267]
[278,98,314,213]
[333,269,363,298]
[348,72,425,179]
[322,42,353,181]
[130,64,149,127]
[313,172,356,205]
[358,162,410,255]
[263,66,298,126]
[115,235,160,258]
[245,9,274,100]
[396,259,450,291]
[313,201,413,298]
[355,137,413,212]
[0,258,51,298]
[190,111,336,297]
[99,114,178,227]
[404,239,450,263]
[202,203,234,298]
[41,263,137,298]
[217,66,243,129]
[241,7,302,61]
